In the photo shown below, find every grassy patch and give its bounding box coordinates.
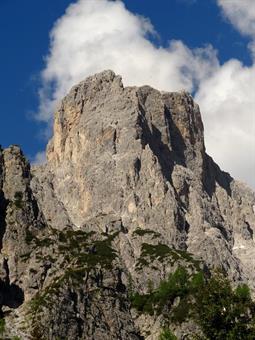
[136,243,201,271]
[159,329,177,340]
[57,229,118,270]
[28,229,119,320]
[132,228,161,238]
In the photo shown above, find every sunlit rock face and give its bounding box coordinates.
[36,70,255,281]
[0,71,254,339]
[45,70,206,236]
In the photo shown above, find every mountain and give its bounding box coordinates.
[0,70,254,339]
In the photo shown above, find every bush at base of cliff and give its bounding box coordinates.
[193,273,255,340]
[131,267,255,340]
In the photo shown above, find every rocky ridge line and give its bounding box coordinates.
[0,70,254,339]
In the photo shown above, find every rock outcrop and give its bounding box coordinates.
[0,70,254,339]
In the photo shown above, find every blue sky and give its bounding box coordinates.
[0,0,72,155]
[0,0,254,187]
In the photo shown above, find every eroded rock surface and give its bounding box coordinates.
[34,70,255,284]
[0,70,254,339]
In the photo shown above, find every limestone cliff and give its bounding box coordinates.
[0,70,254,339]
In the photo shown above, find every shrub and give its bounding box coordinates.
[0,318,5,335]
[159,328,177,340]
[131,267,255,339]
[193,273,255,340]
[131,266,190,315]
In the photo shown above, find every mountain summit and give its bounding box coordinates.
[0,70,255,339]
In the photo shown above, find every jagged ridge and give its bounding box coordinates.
[0,70,254,339]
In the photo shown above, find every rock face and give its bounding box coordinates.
[0,70,255,339]
[0,146,43,306]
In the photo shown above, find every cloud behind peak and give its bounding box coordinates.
[38,0,255,188]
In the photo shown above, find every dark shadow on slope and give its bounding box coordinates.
[136,104,173,182]
[0,279,24,314]
[164,106,187,167]
[202,154,233,197]
[137,99,233,198]
[0,257,24,312]
[136,104,188,183]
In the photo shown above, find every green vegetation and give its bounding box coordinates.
[25,228,54,248]
[28,228,119,320]
[193,274,255,339]
[24,226,118,270]
[136,243,200,271]
[57,229,118,270]
[131,267,255,340]
[140,243,174,261]
[23,225,255,340]
[0,319,5,335]
[0,318,21,339]
[25,229,34,244]
[132,228,161,238]
[159,329,177,340]
[131,266,192,316]
[13,191,23,209]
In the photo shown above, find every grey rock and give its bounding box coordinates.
[0,70,254,339]
[39,70,255,284]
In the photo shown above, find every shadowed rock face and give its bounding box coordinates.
[0,71,255,339]
[0,146,42,324]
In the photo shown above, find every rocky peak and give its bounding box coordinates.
[47,70,124,165]
[0,71,255,339]
[1,145,31,200]
[47,70,205,173]
[44,71,207,230]
[32,71,255,288]
[0,146,43,303]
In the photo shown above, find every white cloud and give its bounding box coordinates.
[217,0,255,56]
[198,0,255,188]
[38,0,218,123]
[195,60,255,188]
[38,0,255,189]
[217,0,255,38]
